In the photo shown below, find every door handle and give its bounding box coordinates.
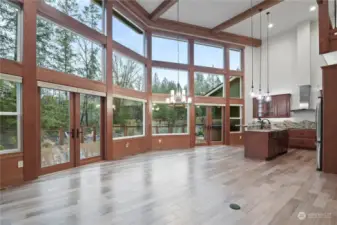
[76,128,83,138]
[71,129,75,138]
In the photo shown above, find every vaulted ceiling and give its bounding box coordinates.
[134,0,318,41]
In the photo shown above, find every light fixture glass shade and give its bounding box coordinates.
[265,94,271,102]
[250,91,255,98]
[187,97,192,103]
[165,98,170,103]
[257,93,263,100]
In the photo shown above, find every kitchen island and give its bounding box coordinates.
[244,129,289,160]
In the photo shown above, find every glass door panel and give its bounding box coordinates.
[79,94,101,160]
[195,105,208,144]
[210,106,223,142]
[40,88,71,168]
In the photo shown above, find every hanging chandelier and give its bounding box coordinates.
[165,0,192,105]
[250,0,255,98]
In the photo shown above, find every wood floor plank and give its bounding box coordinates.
[0,147,336,225]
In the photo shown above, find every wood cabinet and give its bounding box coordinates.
[288,129,316,150]
[253,94,291,118]
[244,130,289,160]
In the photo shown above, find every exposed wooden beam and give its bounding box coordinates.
[212,0,283,33]
[150,0,177,21]
[116,0,261,47]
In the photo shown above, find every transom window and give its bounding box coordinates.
[152,68,188,94]
[152,35,188,64]
[36,17,104,82]
[0,0,21,61]
[113,10,145,56]
[194,42,224,68]
[44,0,104,33]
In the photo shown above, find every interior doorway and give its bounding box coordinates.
[195,105,224,145]
[39,87,104,175]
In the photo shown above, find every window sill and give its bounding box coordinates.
[113,135,145,140]
[0,149,21,155]
[152,133,189,136]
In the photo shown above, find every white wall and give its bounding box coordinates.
[244,21,326,124]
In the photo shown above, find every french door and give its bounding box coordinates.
[195,105,224,145]
[39,87,104,174]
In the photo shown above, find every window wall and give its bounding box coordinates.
[0,75,21,153]
[194,72,225,97]
[113,97,144,138]
[152,104,188,135]
[112,51,145,91]
[152,36,188,64]
[0,0,20,61]
[36,17,103,82]
[112,12,144,56]
[194,43,224,68]
[44,0,104,33]
[152,68,188,94]
[230,106,242,132]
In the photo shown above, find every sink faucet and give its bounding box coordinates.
[257,118,271,129]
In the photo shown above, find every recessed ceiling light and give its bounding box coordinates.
[310,6,317,12]
[268,23,274,29]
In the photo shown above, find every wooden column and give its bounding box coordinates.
[146,31,152,151]
[318,0,331,54]
[105,0,113,160]
[22,0,38,181]
[225,48,230,145]
[188,39,195,148]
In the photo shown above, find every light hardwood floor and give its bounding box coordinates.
[1,146,337,225]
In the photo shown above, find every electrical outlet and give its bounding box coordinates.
[158,139,162,143]
[125,142,129,148]
[239,136,242,140]
[18,160,23,168]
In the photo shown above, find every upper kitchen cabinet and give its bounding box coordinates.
[253,94,291,118]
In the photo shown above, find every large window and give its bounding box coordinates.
[0,75,21,153]
[112,52,145,92]
[152,104,188,135]
[113,98,144,138]
[229,49,242,71]
[0,0,20,61]
[229,76,242,98]
[152,36,188,64]
[152,68,188,94]
[44,0,103,33]
[36,17,103,82]
[194,43,224,68]
[194,72,224,97]
[230,106,242,132]
[113,12,144,55]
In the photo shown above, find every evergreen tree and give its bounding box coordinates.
[0,0,19,60]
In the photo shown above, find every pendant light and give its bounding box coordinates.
[250,0,255,98]
[166,0,192,105]
[257,8,263,101]
[265,12,271,102]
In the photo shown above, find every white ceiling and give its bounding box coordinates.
[137,0,264,28]
[136,0,319,38]
[225,0,319,39]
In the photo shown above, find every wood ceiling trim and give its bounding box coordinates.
[150,0,178,21]
[211,0,284,33]
[116,0,261,47]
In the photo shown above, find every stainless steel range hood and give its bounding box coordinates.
[291,85,315,112]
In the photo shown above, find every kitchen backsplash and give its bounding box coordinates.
[272,120,316,129]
